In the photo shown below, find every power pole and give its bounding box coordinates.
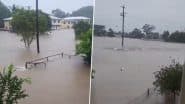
[36,0,40,53]
[121,5,125,48]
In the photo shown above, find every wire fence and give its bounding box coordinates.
[127,87,164,104]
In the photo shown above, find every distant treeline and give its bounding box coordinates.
[0,0,93,28]
[52,6,93,19]
[94,24,185,43]
[0,1,11,28]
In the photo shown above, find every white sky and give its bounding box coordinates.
[95,0,185,33]
[1,0,93,14]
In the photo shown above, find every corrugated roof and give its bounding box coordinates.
[3,17,12,21]
[63,16,90,20]
[49,15,62,20]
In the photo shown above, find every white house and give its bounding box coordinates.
[3,17,12,30]
[2,16,91,30]
[49,15,62,30]
[60,16,91,29]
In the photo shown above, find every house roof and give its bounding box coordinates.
[3,17,12,21]
[49,15,62,20]
[63,16,90,20]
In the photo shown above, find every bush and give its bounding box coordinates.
[0,65,30,104]
[76,29,92,64]
[153,60,183,103]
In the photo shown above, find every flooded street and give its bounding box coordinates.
[92,37,185,104]
[0,29,90,104]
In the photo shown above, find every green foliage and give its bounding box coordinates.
[162,31,170,41]
[153,60,183,96]
[76,29,92,64]
[94,25,106,36]
[129,28,144,39]
[11,9,51,48]
[0,1,11,19]
[0,64,30,104]
[142,24,155,38]
[107,28,115,37]
[71,6,93,19]
[73,21,91,39]
[0,1,11,28]
[52,9,68,18]
[168,31,185,43]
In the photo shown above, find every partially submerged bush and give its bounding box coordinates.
[0,64,30,104]
[153,60,183,103]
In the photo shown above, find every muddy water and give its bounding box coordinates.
[0,29,90,104]
[92,37,185,104]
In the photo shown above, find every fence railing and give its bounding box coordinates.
[25,52,76,68]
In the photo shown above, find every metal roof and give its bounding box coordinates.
[3,17,12,21]
[49,15,62,20]
[63,16,90,20]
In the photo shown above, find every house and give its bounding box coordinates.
[3,17,12,31]
[49,15,62,30]
[3,15,62,31]
[60,16,91,29]
[2,16,91,31]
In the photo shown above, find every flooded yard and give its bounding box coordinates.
[0,29,90,104]
[92,37,185,104]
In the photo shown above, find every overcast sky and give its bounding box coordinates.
[1,0,93,14]
[95,0,185,33]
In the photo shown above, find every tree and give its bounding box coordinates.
[162,31,170,41]
[153,60,183,103]
[168,31,185,43]
[129,28,144,39]
[76,29,92,64]
[0,64,31,104]
[73,21,91,39]
[94,25,106,36]
[71,6,93,19]
[52,9,67,18]
[11,9,51,48]
[0,1,11,28]
[142,24,155,38]
[107,28,115,37]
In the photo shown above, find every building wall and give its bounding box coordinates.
[60,19,91,29]
[51,19,61,30]
[4,20,12,30]
[60,20,73,29]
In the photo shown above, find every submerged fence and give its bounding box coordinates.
[127,87,164,104]
[25,52,77,69]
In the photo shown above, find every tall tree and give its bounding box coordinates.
[52,9,66,18]
[11,9,51,48]
[71,6,93,19]
[162,31,170,41]
[142,24,155,38]
[129,28,144,39]
[107,28,115,37]
[0,1,11,28]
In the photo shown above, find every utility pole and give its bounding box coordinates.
[36,0,40,53]
[120,5,125,48]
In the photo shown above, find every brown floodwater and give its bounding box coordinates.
[91,37,185,104]
[0,29,90,104]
